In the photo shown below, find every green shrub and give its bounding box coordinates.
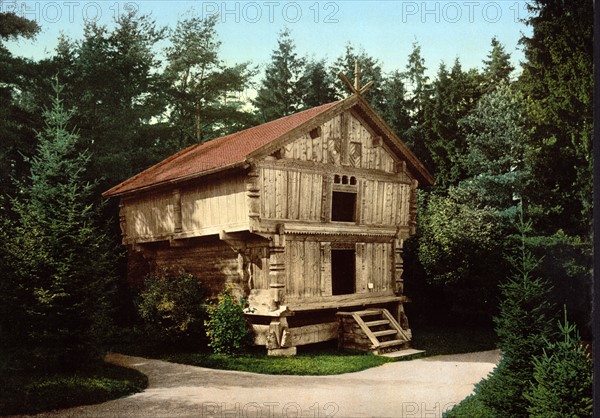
[475,212,557,417]
[137,272,207,344]
[204,287,252,355]
[443,394,495,417]
[525,310,592,417]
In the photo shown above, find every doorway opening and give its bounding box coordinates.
[331,249,356,295]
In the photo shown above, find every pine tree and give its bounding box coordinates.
[1,78,118,372]
[301,59,337,109]
[526,308,592,417]
[164,14,255,149]
[253,28,306,122]
[53,10,168,189]
[458,83,528,215]
[426,59,483,188]
[401,42,432,170]
[482,37,514,92]
[476,209,557,416]
[518,0,592,236]
[381,70,411,140]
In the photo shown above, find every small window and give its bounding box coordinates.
[331,191,356,222]
[309,127,321,139]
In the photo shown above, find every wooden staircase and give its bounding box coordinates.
[337,308,411,354]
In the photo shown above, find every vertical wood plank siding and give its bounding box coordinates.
[282,112,396,173]
[125,192,175,241]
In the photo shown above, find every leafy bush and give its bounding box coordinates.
[137,272,207,344]
[0,362,147,416]
[443,393,495,417]
[526,310,592,417]
[204,287,252,355]
[417,189,508,321]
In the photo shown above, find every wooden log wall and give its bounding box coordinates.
[359,180,411,226]
[148,238,242,296]
[282,238,393,298]
[260,165,411,229]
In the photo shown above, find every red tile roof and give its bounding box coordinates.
[104,101,341,196]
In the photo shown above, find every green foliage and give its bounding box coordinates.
[482,36,514,92]
[526,232,592,337]
[519,0,593,235]
[476,212,557,416]
[301,59,337,108]
[443,393,495,418]
[204,287,252,355]
[0,78,118,373]
[400,42,432,168]
[381,70,411,139]
[137,272,207,343]
[332,44,386,111]
[0,14,44,198]
[164,14,256,149]
[417,189,507,319]
[54,11,169,189]
[0,362,147,416]
[425,60,484,188]
[526,309,593,417]
[0,12,40,40]
[253,28,306,122]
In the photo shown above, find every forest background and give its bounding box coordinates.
[0,0,593,371]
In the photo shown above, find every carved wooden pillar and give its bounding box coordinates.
[247,166,261,231]
[118,202,127,243]
[173,188,182,233]
[393,237,404,295]
[268,225,286,310]
[409,179,419,235]
[320,175,332,221]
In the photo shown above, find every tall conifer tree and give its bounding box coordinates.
[1,79,117,372]
[253,29,306,122]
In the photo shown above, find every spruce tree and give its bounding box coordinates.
[476,209,557,416]
[1,78,118,372]
[482,37,514,92]
[301,59,337,109]
[253,28,306,122]
[526,308,592,417]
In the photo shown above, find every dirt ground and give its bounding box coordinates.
[24,350,500,418]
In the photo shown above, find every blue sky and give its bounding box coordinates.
[4,1,533,78]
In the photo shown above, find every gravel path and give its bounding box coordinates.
[26,350,500,418]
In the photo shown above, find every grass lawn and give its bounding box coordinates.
[163,342,396,375]
[158,322,497,374]
[0,361,148,416]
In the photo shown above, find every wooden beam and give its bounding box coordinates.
[219,230,246,252]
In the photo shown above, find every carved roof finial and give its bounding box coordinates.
[338,59,374,98]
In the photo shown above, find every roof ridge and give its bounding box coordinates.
[103,100,344,197]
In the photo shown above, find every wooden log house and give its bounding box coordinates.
[103,70,434,355]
